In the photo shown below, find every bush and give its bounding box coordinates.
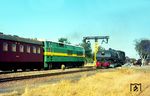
[85,57,93,63]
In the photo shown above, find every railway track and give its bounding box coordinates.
[0,67,95,83]
[0,70,31,74]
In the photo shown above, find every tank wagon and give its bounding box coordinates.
[96,48,125,68]
[0,33,85,71]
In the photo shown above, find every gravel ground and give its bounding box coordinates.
[0,69,100,94]
[1,66,149,96]
[0,67,93,79]
[2,64,149,95]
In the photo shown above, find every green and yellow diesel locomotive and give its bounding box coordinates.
[43,41,85,69]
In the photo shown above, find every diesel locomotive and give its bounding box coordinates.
[0,33,85,71]
[96,48,126,68]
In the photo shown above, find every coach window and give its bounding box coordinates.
[12,44,16,52]
[33,46,36,53]
[37,47,41,54]
[20,45,24,52]
[27,46,30,53]
[3,42,8,51]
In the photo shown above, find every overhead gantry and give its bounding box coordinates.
[83,36,109,64]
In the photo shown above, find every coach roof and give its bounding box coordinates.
[0,33,42,45]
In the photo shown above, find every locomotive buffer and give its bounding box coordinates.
[83,36,109,65]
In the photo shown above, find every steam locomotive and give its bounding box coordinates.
[96,48,126,68]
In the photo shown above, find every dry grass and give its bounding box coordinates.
[0,67,150,96]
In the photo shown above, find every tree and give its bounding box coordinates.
[58,38,71,44]
[135,39,150,65]
[79,40,93,63]
[129,58,136,64]
[80,40,92,58]
[98,46,105,51]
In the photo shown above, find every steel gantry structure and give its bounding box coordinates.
[83,36,109,64]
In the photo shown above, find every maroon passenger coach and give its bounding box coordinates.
[0,33,43,71]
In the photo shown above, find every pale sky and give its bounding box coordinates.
[0,0,150,59]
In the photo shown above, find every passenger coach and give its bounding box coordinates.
[0,33,43,71]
